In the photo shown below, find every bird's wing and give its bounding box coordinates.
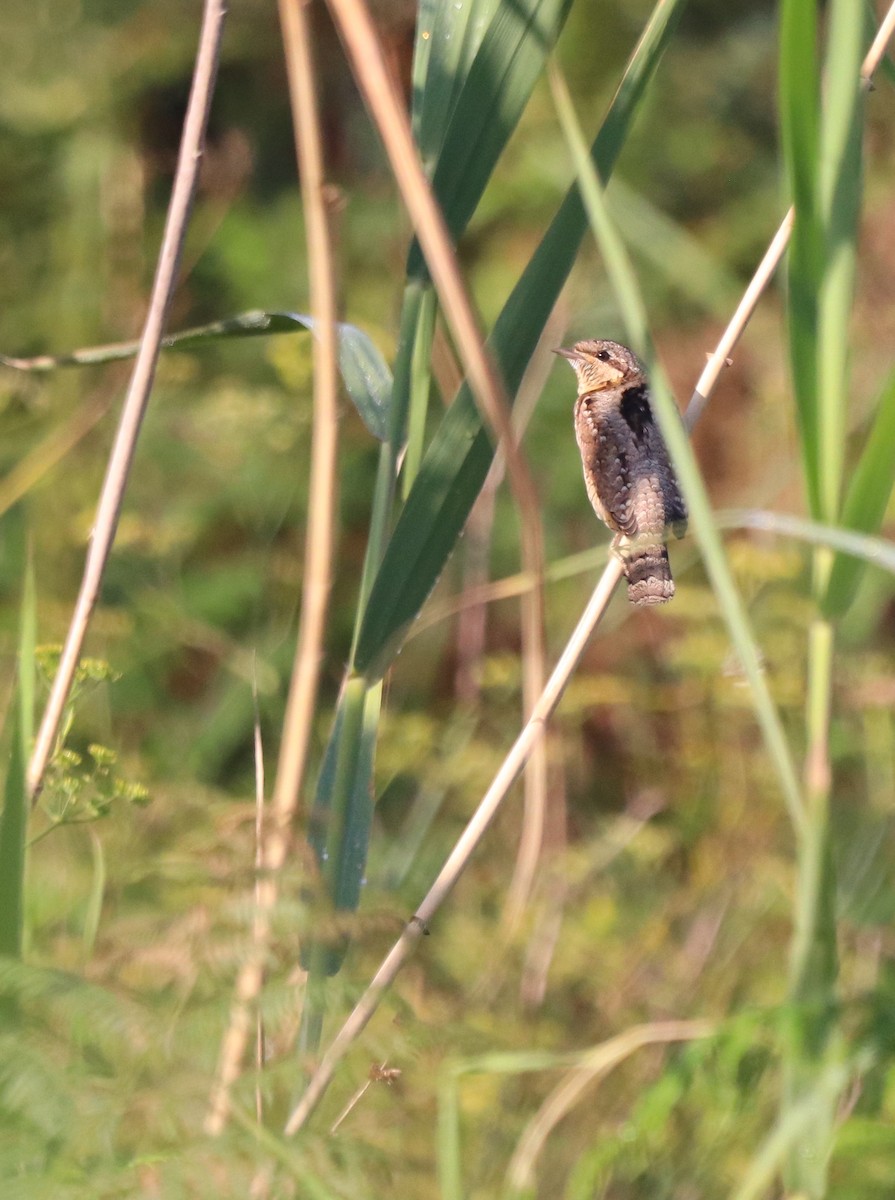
[575,396,640,536]
[594,423,640,536]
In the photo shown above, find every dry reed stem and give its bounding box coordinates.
[26,0,228,800]
[204,0,340,1135]
[506,1020,714,1190]
[282,0,895,1114]
[324,0,548,901]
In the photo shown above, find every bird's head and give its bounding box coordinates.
[554,339,644,393]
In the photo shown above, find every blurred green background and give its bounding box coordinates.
[2,0,895,1195]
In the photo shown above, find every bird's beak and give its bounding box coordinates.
[553,347,577,361]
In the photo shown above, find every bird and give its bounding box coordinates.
[555,338,687,605]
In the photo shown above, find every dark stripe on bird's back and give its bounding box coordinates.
[619,383,651,442]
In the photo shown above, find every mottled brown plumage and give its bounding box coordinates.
[556,339,687,605]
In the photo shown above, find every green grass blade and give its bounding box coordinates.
[302,677,381,976]
[354,0,687,679]
[81,832,105,959]
[551,66,804,835]
[0,555,36,959]
[780,0,823,517]
[386,281,427,460]
[407,0,574,280]
[822,367,895,616]
[413,0,500,166]
[403,285,438,494]
[550,63,649,349]
[608,178,740,315]
[815,0,866,525]
[1,311,393,443]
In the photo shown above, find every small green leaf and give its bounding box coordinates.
[0,311,393,443]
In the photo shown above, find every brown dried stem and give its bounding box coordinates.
[204,0,340,1135]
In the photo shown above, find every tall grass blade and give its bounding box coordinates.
[732,1056,858,1200]
[550,64,804,833]
[780,0,823,517]
[815,0,866,525]
[354,0,687,678]
[779,5,869,1193]
[0,556,36,959]
[437,1067,463,1200]
[403,285,439,493]
[403,0,575,518]
[302,678,381,975]
[822,368,895,617]
[721,507,895,576]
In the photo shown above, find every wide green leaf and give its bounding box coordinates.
[407,0,574,279]
[354,0,687,679]
[413,0,500,167]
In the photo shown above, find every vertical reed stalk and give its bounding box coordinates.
[206,0,340,1131]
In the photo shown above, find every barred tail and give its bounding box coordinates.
[624,543,674,605]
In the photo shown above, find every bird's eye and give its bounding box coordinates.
[596,349,611,362]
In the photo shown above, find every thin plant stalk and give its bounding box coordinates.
[205,0,340,1135]
[253,682,266,1128]
[26,0,228,800]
